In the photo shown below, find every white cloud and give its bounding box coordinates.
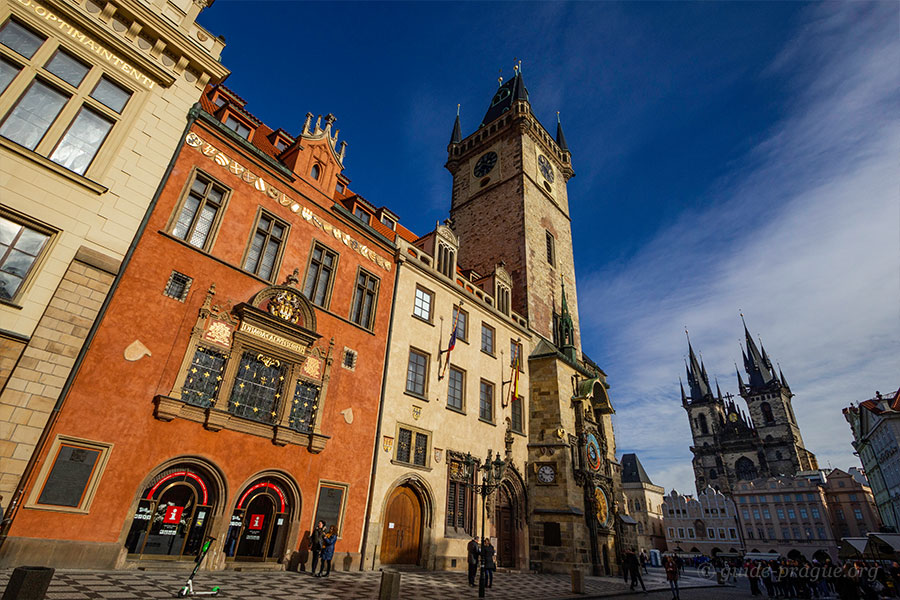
[583,2,900,494]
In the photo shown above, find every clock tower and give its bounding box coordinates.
[446,71,623,576]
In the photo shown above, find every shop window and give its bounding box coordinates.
[302,242,338,308]
[224,478,292,562]
[405,348,428,397]
[447,366,464,412]
[479,380,494,422]
[413,286,433,321]
[170,171,229,251]
[396,426,428,467]
[28,436,111,512]
[163,270,193,301]
[124,466,217,558]
[452,305,468,342]
[481,323,494,355]
[350,269,379,329]
[0,18,134,176]
[447,453,475,535]
[243,211,288,282]
[511,395,524,433]
[0,211,54,303]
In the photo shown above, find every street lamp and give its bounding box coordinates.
[461,449,508,598]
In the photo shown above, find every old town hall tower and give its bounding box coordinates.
[446,70,623,576]
[684,321,818,496]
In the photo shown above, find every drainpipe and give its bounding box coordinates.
[0,106,203,551]
[358,250,402,570]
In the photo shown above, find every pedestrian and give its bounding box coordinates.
[748,560,761,596]
[664,555,680,600]
[467,535,481,587]
[482,538,496,588]
[676,554,685,574]
[309,520,325,575]
[640,551,649,575]
[316,525,337,577]
[625,548,646,593]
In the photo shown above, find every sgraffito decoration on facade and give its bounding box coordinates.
[184,132,391,271]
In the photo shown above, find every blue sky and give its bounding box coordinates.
[198,2,899,494]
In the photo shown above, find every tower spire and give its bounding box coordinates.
[741,315,775,388]
[685,330,712,400]
[556,111,570,153]
[680,377,687,406]
[450,104,462,145]
[558,277,576,361]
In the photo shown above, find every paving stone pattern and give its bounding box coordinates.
[0,566,719,599]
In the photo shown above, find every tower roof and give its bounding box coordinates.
[556,113,569,152]
[685,336,712,401]
[621,453,655,485]
[481,70,529,127]
[741,316,777,389]
[450,113,462,145]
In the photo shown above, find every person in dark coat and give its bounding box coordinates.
[625,548,646,592]
[310,520,325,575]
[317,526,337,577]
[482,538,496,588]
[664,555,680,600]
[467,536,481,586]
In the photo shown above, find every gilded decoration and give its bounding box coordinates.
[203,320,233,347]
[302,356,322,378]
[594,486,610,527]
[268,289,306,326]
[412,405,422,420]
[383,436,393,453]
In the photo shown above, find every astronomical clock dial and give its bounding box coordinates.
[585,432,602,472]
[537,464,557,484]
[594,487,610,527]
[473,151,498,177]
[728,412,738,423]
[538,154,555,183]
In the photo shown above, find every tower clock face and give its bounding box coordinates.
[538,154,555,183]
[537,464,556,484]
[586,433,602,471]
[473,151,498,177]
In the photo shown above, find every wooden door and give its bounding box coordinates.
[497,506,515,568]
[380,486,421,564]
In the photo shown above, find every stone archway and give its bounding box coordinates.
[494,466,527,569]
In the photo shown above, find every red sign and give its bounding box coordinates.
[248,514,265,530]
[163,506,184,524]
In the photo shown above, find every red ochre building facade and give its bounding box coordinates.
[0,84,413,570]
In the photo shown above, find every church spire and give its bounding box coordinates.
[556,111,570,153]
[680,377,687,406]
[450,104,462,145]
[685,332,712,401]
[558,278,576,362]
[741,315,775,388]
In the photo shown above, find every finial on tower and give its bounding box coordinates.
[498,68,503,85]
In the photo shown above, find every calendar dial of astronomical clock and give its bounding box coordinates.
[473,151,498,177]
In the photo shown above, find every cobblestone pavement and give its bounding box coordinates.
[0,566,726,599]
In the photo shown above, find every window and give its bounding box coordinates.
[677,527,685,538]
[413,286,433,321]
[243,212,287,281]
[479,380,494,422]
[544,522,562,546]
[302,242,337,307]
[497,285,510,315]
[752,509,760,519]
[545,230,555,265]
[742,509,750,520]
[791,526,801,539]
[811,507,820,519]
[163,271,192,301]
[668,527,675,539]
[817,526,827,540]
[380,215,396,230]
[341,348,358,370]
[350,269,379,329]
[781,527,791,540]
[760,402,775,424]
[353,206,369,223]
[0,212,52,302]
[181,346,227,408]
[275,138,288,152]
[481,323,494,355]
[763,508,771,519]
[511,395,523,433]
[171,172,228,250]
[452,306,468,342]
[718,528,726,539]
[848,493,857,501]
[228,352,286,424]
[447,366,464,411]
[853,508,863,521]
[396,426,428,467]
[0,20,136,176]
[837,508,845,521]
[787,508,796,519]
[510,339,523,370]
[405,349,428,397]
[437,243,455,278]
[799,508,808,519]
[838,481,846,488]
[29,435,111,513]
[310,164,321,180]
[224,115,251,139]
[335,182,345,194]
[447,457,474,534]
[688,528,695,538]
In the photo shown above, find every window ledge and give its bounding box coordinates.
[480,349,496,358]
[404,390,428,402]
[153,395,329,453]
[0,137,108,195]
[390,459,432,472]
[478,418,496,427]
[446,405,466,416]
[0,298,24,310]
[411,314,434,326]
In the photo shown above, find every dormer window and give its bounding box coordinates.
[380,215,396,230]
[224,115,251,140]
[353,207,370,224]
[335,183,345,194]
[275,138,288,152]
[437,243,455,279]
[497,285,510,316]
[310,164,321,180]
[214,95,226,107]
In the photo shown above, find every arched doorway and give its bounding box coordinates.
[224,477,295,562]
[380,485,422,565]
[495,483,516,567]
[124,465,218,558]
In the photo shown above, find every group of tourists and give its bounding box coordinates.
[308,520,338,577]
[466,535,497,587]
[742,557,900,599]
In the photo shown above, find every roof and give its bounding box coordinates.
[480,71,528,127]
[621,453,655,485]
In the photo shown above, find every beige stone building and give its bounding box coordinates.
[663,487,743,557]
[621,453,666,553]
[0,0,227,513]
[823,468,881,540]
[361,223,532,571]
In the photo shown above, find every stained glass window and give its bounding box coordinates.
[228,352,285,424]
[397,428,412,463]
[181,347,227,408]
[288,381,319,433]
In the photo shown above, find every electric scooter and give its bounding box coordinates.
[177,536,220,597]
